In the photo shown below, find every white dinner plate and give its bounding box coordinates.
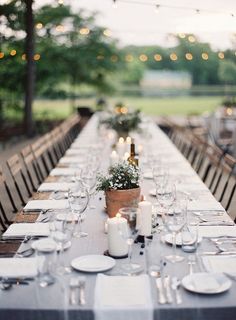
[31,238,71,251]
[71,255,116,273]
[164,233,202,246]
[182,272,231,294]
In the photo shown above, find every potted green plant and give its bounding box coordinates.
[97,162,141,217]
[102,109,141,138]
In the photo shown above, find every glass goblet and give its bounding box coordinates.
[118,207,142,275]
[162,203,186,263]
[68,183,89,238]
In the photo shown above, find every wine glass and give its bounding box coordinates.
[81,168,97,209]
[118,207,143,275]
[68,182,89,238]
[162,198,186,263]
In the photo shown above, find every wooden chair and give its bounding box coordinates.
[0,166,19,214]
[21,145,41,191]
[31,136,52,180]
[6,154,32,206]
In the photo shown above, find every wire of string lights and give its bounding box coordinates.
[111,0,236,17]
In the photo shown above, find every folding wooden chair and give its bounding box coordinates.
[6,154,32,206]
[0,166,18,213]
[21,145,41,191]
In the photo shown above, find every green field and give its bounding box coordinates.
[33,96,223,119]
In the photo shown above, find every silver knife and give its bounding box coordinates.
[156,278,166,304]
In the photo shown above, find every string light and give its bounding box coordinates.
[22,53,26,60]
[36,23,43,29]
[202,52,209,60]
[0,52,4,59]
[218,52,224,59]
[103,29,112,37]
[79,27,90,35]
[155,4,160,14]
[112,0,118,9]
[170,53,178,61]
[34,54,41,61]
[111,0,236,18]
[185,53,193,60]
[139,54,148,62]
[58,0,64,5]
[154,54,162,61]
[97,55,104,60]
[125,54,133,62]
[10,49,16,56]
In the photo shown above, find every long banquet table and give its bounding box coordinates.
[0,114,236,320]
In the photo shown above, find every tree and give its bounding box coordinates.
[218,60,236,85]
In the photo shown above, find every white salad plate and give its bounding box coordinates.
[182,272,231,294]
[71,255,116,273]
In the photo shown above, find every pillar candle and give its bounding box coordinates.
[110,150,119,166]
[107,216,128,257]
[116,137,125,158]
[138,200,152,236]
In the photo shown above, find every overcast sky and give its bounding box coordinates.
[37,0,236,49]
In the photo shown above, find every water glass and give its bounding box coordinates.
[35,239,57,288]
[181,221,199,253]
[145,237,163,277]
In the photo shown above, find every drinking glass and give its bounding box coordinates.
[81,168,97,209]
[68,182,89,238]
[51,219,71,275]
[35,239,57,287]
[162,201,186,263]
[181,219,199,253]
[156,182,176,216]
[118,207,142,275]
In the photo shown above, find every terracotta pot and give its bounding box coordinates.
[105,187,141,218]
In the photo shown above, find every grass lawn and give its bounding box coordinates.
[33,96,223,119]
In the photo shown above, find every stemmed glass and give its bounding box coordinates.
[160,191,188,263]
[118,207,142,275]
[68,181,89,238]
[81,168,97,209]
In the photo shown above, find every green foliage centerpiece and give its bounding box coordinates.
[97,162,141,217]
[102,106,141,139]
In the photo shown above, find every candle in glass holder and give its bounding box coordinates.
[107,215,128,257]
[138,200,152,236]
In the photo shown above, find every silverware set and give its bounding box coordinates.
[69,276,86,306]
[156,276,182,305]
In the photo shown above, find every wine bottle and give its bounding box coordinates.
[128,139,138,166]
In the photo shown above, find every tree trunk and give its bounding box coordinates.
[24,0,35,137]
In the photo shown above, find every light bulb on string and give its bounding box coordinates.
[195,9,200,15]
[112,0,118,9]
[155,4,160,14]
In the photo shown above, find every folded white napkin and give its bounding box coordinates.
[188,200,225,212]
[198,226,236,238]
[50,168,81,176]
[94,274,153,320]
[23,200,69,211]
[38,182,75,192]
[202,256,236,276]
[2,223,50,239]
[0,258,37,278]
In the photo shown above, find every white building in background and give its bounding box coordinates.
[140,70,192,96]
